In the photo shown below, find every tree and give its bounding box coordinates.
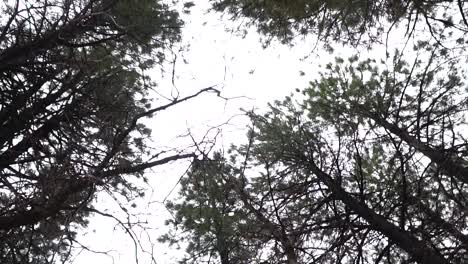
[0,1,217,263]
[161,152,260,264]
[164,49,468,263]
[160,2,468,264]
[210,0,468,48]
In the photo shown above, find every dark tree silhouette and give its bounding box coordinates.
[0,1,218,263]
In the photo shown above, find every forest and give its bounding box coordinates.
[0,0,467,263]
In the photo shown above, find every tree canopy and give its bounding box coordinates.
[210,0,468,48]
[0,0,218,263]
[2,0,468,263]
[164,49,468,263]
[162,1,468,263]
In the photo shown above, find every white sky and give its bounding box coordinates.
[70,2,385,264]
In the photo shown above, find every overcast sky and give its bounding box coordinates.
[70,2,371,263]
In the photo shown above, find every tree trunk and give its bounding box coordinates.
[305,159,449,264]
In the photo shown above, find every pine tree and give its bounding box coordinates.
[0,1,209,263]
